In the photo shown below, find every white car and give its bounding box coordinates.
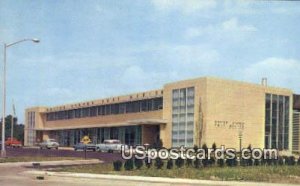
[39,139,59,149]
[96,139,128,153]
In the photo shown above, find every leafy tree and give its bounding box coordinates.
[0,115,24,142]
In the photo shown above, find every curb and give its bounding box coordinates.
[24,170,296,186]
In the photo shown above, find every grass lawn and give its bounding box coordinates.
[0,156,82,163]
[57,163,300,184]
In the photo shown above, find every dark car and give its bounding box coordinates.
[73,142,96,151]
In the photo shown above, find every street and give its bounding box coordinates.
[5,146,123,163]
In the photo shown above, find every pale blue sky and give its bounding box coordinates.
[0,1,300,123]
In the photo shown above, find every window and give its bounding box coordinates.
[172,87,195,147]
[45,97,163,121]
[265,94,290,150]
[111,104,120,115]
[90,107,97,117]
[75,109,81,118]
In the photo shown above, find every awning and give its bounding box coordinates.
[36,119,167,131]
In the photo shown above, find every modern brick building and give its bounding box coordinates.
[25,77,296,151]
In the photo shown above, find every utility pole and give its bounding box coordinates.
[11,101,16,141]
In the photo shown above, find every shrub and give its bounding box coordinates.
[226,157,237,167]
[166,159,174,169]
[286,156,296,166]
[124,159,134,171]
[113,160,122,171]
[155,158,164,169]
[201,144,210,167]
[217,159,225,167]
[202,158,210,167]
[186,158,193,167]
[261,158,267,166]
[298,157,300,165]
[134,158,143,169]
[240,158,248,166]
[175,157,184,168]
[193,145,199,152]
[212,143,217,151]
[246,145,253,166]
[277,156,284,166]
[145,159,152,168]
[194,158,201,168]
[253,159,260,166]
[202,144,208,154]
[210,157,216,166]
[266,159,273,166]
[247,159,253,166]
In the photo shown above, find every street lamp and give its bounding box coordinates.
[1,38,40,158]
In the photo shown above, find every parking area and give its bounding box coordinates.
[5,147,123,163]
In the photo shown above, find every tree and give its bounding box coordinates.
[0,115,24,142]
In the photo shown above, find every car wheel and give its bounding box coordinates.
[74,148,77,151]
[56,147,58,150]
[40,147,43,150]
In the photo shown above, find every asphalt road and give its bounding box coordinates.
[5,147,123,163]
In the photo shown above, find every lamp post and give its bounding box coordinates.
[1,38,40,158]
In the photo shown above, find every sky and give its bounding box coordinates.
[0,0,300,123]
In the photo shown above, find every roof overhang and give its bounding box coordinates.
[35,119,167,131]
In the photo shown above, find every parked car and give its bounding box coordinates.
[5,138,22,148]
[39,139,59,149]
[96,139,128,153]
[73,142,96,151]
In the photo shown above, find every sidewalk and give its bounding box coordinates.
[25,170,297,186]
[0,159,102,168]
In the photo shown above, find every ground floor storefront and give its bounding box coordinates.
[36,125,160,147]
